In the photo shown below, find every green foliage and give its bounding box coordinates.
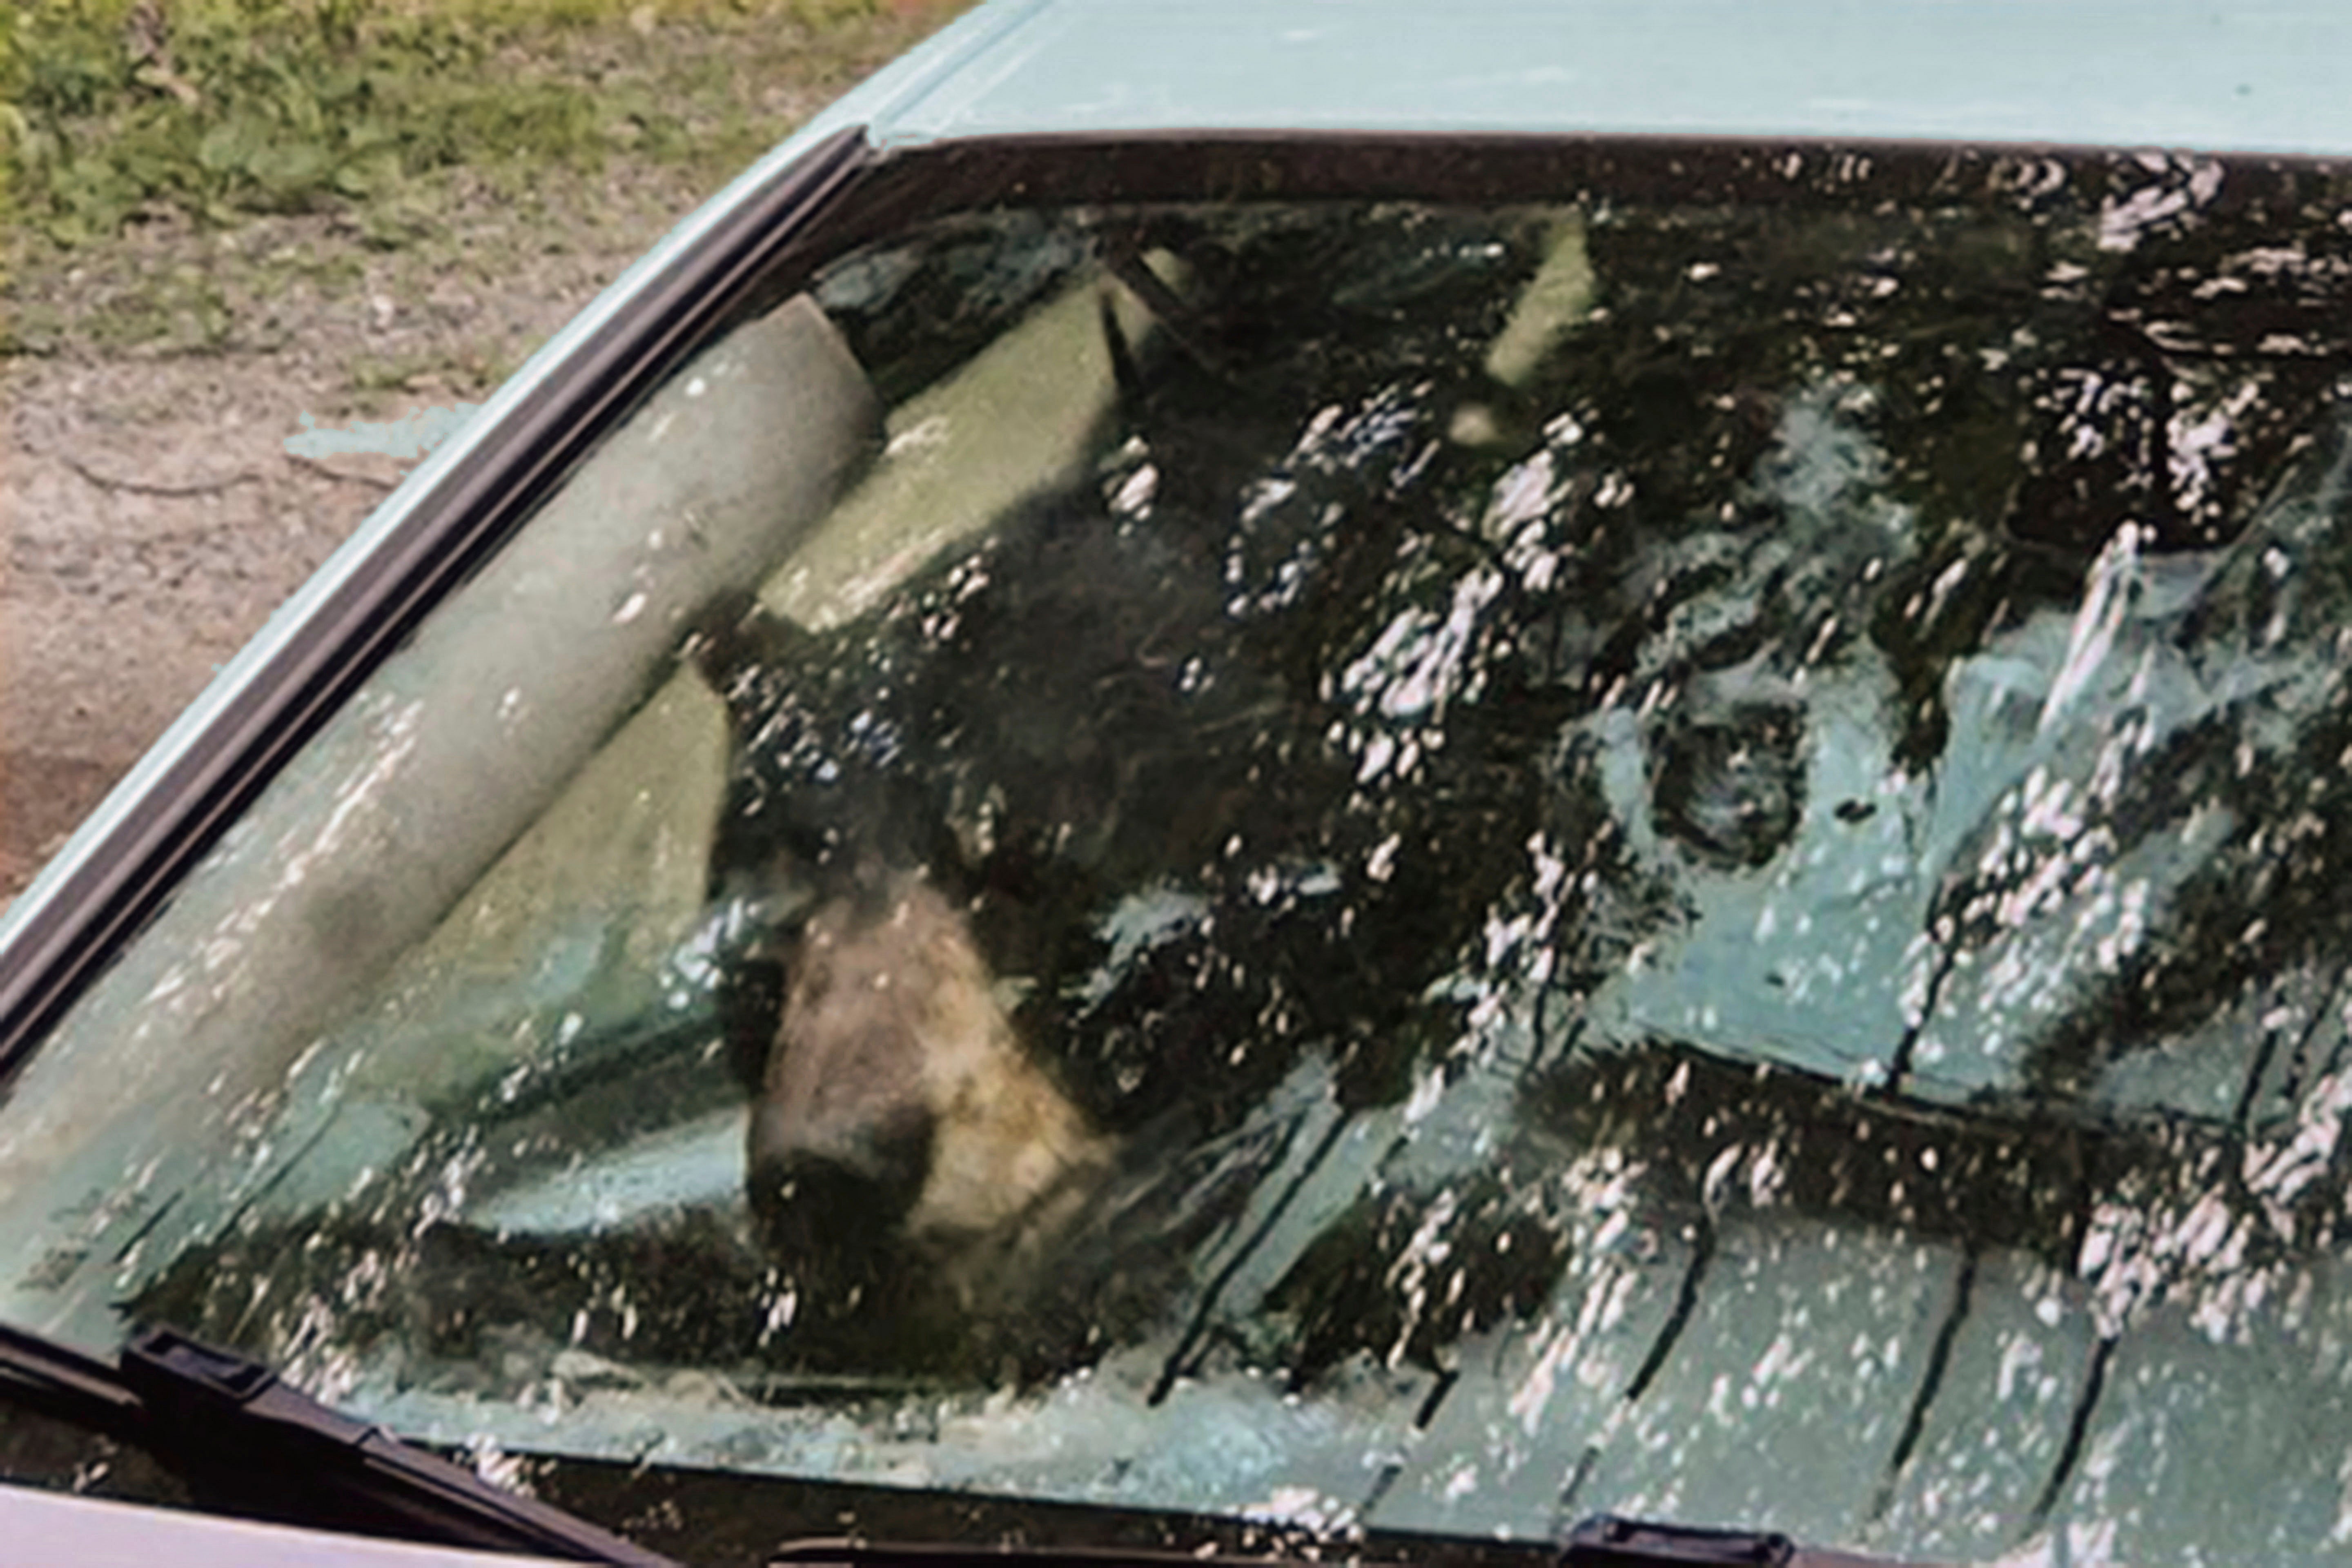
[2,0,694,242]
[0,6,31,289]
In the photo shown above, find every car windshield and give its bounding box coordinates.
[4,141,2352,1567]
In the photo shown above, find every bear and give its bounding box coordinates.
[681,349,1585,1381]
[686,167,2352,1409]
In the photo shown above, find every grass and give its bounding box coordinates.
[0,0,961,249]
[0,0,971,359]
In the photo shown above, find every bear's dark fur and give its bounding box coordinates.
[685,362,1582,1375]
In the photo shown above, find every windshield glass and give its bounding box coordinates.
[5,144,2352,1567]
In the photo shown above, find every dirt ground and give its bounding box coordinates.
[0,7,962,900]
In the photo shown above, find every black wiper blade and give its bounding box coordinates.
[117,1325,680,1565]
[1558,1517,1921,1568]
[0,1319,676,1566]
[1562,1517,1790,1564]
[0,1318,145,1425]
[771,1516,1920,1568]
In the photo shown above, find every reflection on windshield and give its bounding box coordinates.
[7,149,2352,1566]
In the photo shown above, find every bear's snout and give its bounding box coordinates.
[748,1092,934,1261]
[746,878,1115,1323]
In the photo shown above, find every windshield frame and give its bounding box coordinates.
[9,125,2352,1564]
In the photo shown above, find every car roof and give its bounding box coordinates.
[804,0,2352,156]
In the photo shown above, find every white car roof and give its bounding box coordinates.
[806,0,2352,155]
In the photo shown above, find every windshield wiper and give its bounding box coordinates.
[0,1320,677,1566]
[0,1320,1917,1568]
[771,1515,1917,1568]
